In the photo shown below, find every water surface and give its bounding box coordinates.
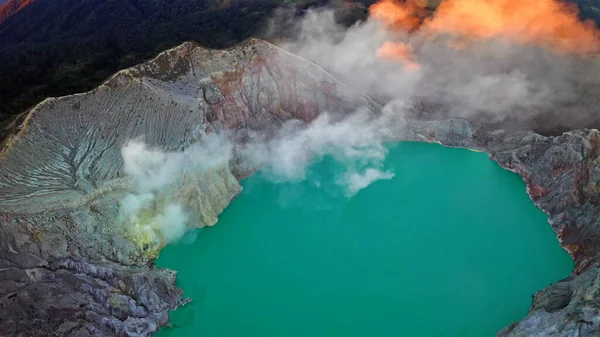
[156,142,573,337]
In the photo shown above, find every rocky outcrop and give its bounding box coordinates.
[1,38,599,336]
[488,130,600,336]
[399,120,600,336]
[0,39,379,336]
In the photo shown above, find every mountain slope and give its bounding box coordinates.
[0,0,280,125]
[0,0,373,134]
[0,38,382,337]
[0,0,595,134]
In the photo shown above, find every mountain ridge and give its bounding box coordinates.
[0,0,34,23]
[2,0,599,137]
[0,38,385,336]
[0,0,373,134]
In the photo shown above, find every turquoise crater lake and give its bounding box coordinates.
[156,142,573,337]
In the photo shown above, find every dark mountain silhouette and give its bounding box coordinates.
[0,0,375,137]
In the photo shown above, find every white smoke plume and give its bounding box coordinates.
[119,133,233,246]
[122,134,233,192]
[119,109,395,246]
[118,2,600,246]
[273,9,600,131]
[343,168,395,197]
[238,110,395,196]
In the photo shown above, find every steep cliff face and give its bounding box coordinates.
[0,39,379,336]
[489,129,600,336]
[1,38,599,336]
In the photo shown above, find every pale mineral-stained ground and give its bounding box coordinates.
[1,38,600,336]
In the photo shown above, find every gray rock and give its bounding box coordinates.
[0,39,379,336]
[399,121,600,337]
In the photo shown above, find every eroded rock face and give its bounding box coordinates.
[0,38,599,336]
[400,121,600,336]
[488,130,600,337]
[0,39,379,336]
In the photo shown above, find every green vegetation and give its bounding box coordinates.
[0,1,274,122]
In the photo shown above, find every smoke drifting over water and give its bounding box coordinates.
[238,111,394,193]
[120,0,600,244]
[120,111,394,244]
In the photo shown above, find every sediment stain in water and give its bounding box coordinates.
[156,142,573,337]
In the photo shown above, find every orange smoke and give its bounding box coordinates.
[427,0,600,54]
[369,0,427,31]
[376,41,421,70]
[370,0,600,55]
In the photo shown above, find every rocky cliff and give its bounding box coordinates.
[0,38,379,336]
[402,120,600,336]
[0,38,598,336]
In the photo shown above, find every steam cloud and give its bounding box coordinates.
[120,0,600,245]
[276,4,600,130]
[119,134,233,246]
[119,111,394,245]
[238,111,394,194]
